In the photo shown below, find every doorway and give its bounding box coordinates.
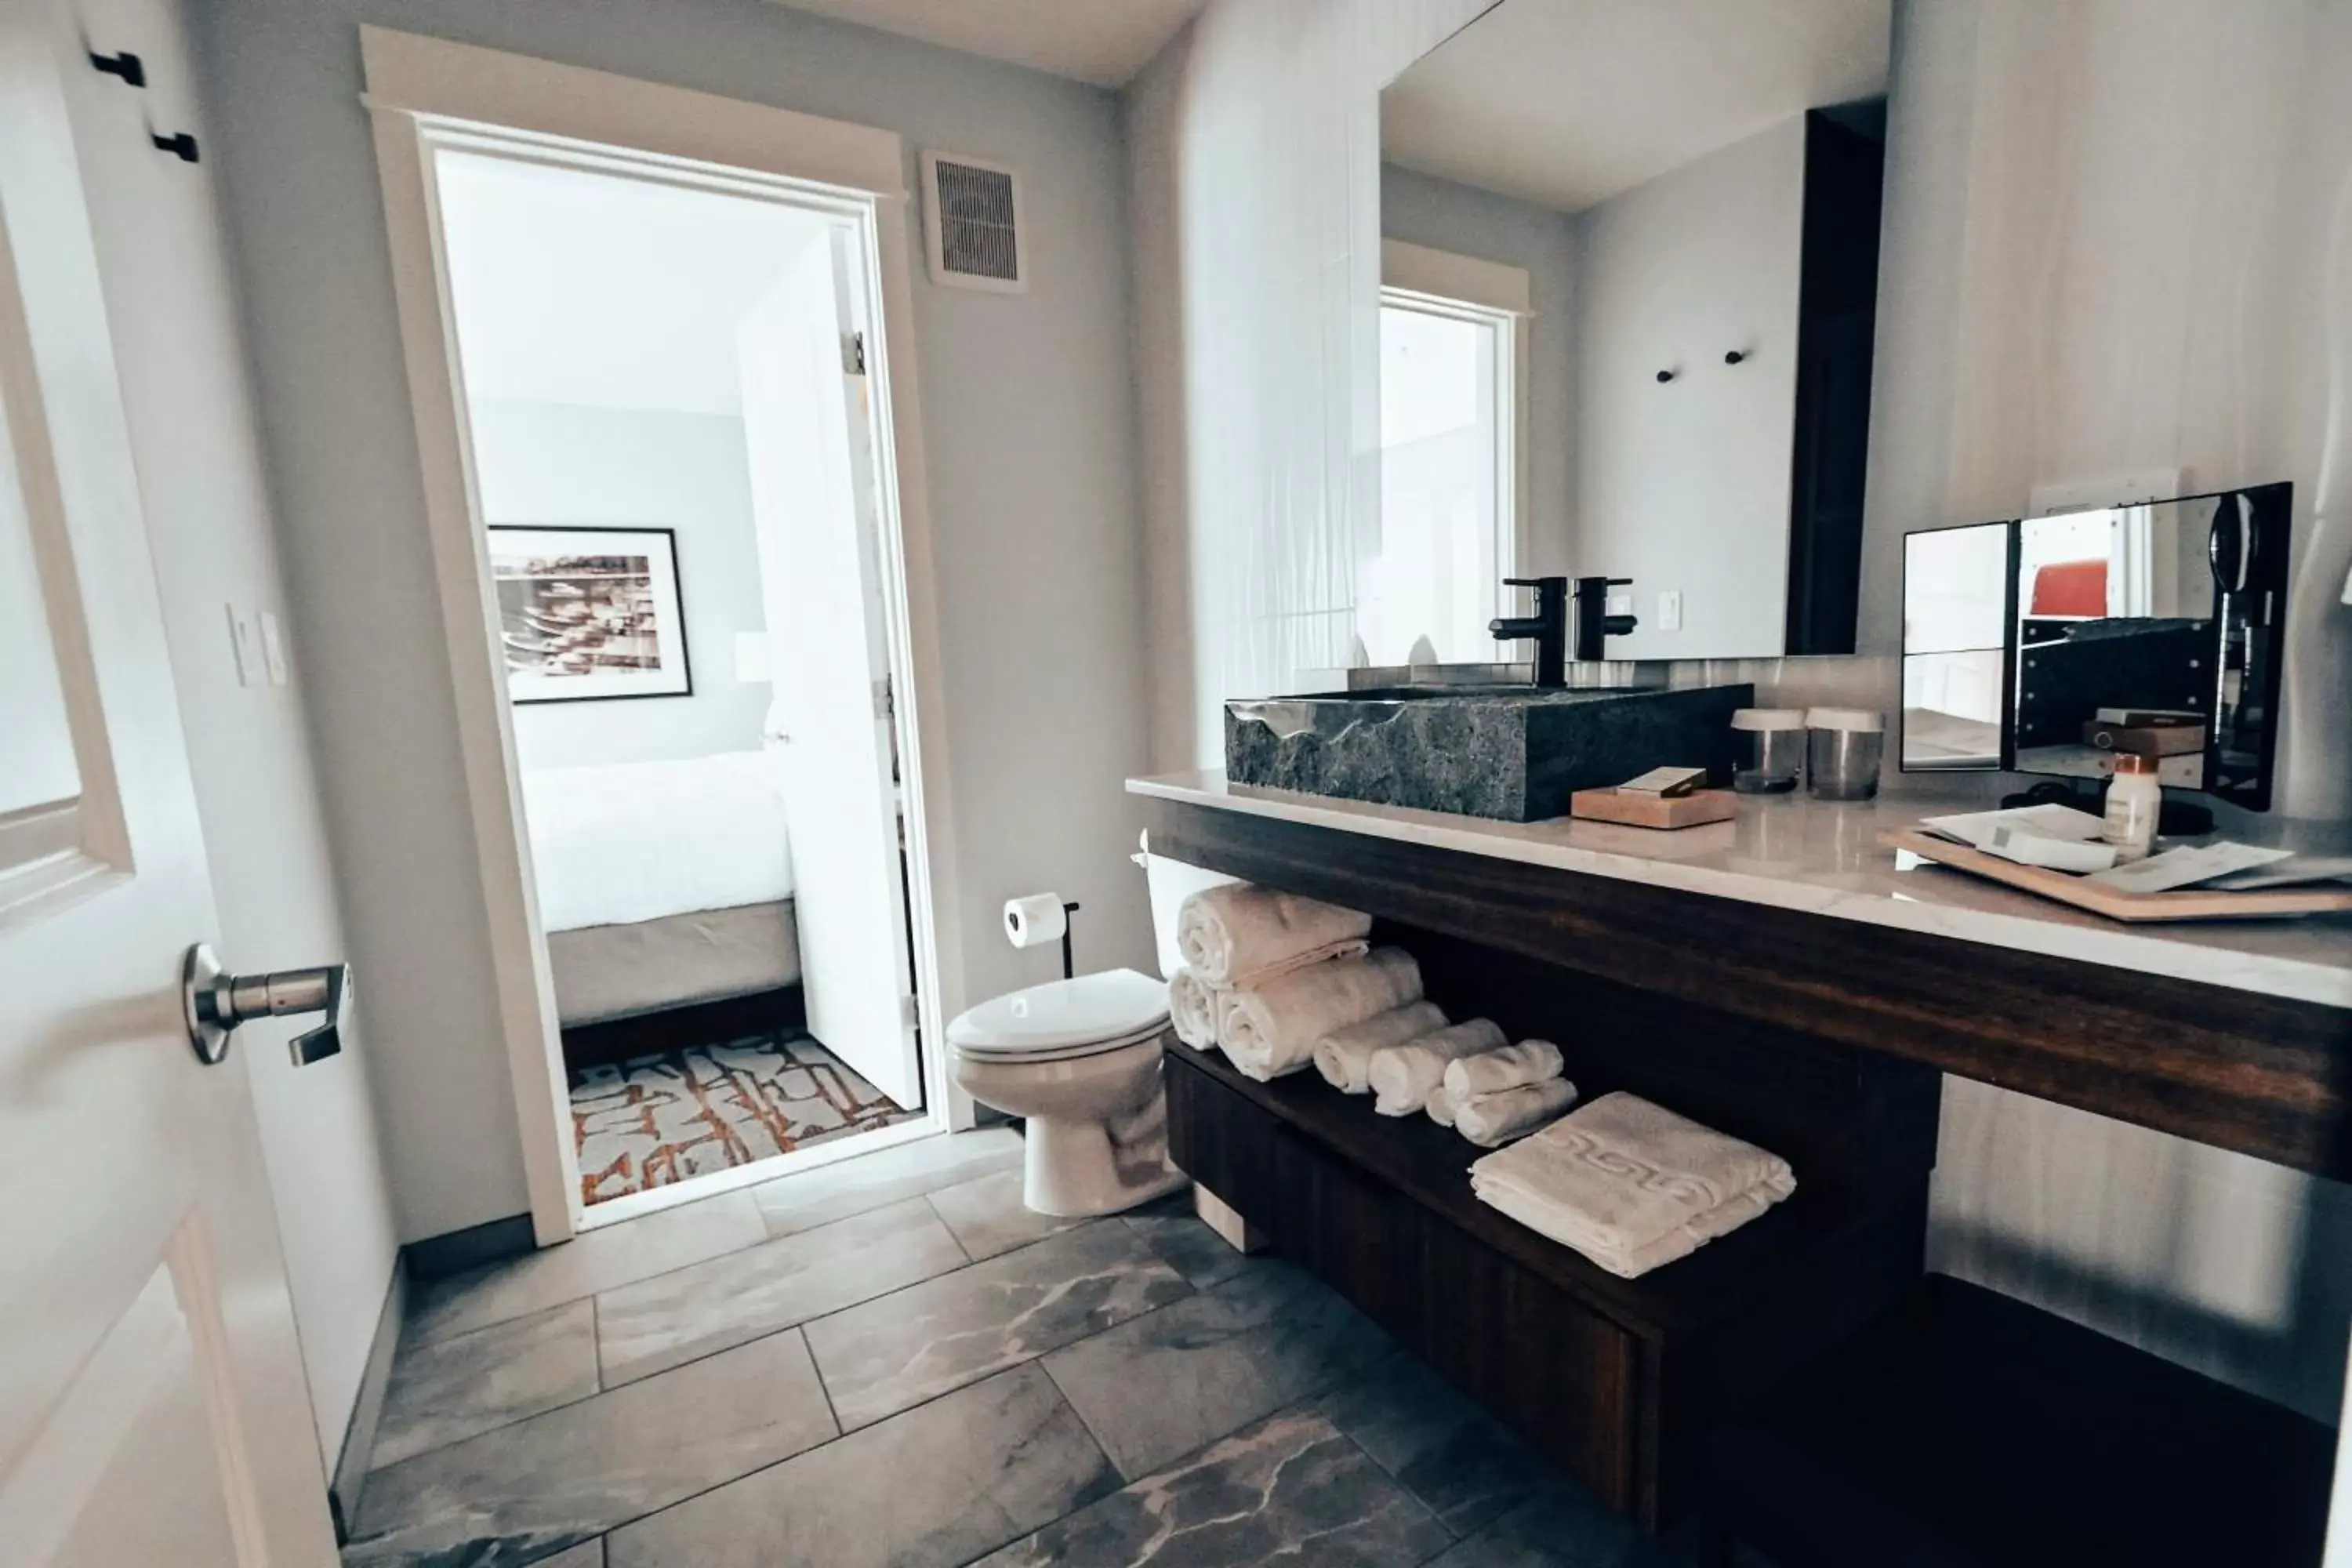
[368,34,967,1243]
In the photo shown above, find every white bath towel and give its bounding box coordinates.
[1368,1019,1507,1116]
[1312,1000,1447,1094]
[1443,1040,1565,1105]
[1427,1088,1459,1127]
[1456,1078,1578,1149]
[1167,968,1225,1051]
[1221,947,1423,1082]
[1178,884,1374,986]
[1469,1092,1795,1279]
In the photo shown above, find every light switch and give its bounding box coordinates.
[1658,590,1683,631]
[226,604,259,687]
[258,611,289,686]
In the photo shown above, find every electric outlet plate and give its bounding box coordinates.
[225,604,259,688]
[1658,590,1683,631]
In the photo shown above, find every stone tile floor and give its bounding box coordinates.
[346,1126,1732,1567]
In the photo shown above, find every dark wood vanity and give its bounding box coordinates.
[1141,782,2352,1528]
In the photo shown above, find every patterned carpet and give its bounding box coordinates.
[570,1030,921,1207]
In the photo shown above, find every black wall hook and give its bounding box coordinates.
[89,49,146,87]
[1655,368,1676,383]
[151,129,199,163]
[1724,350,1748,365]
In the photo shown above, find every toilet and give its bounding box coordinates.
[949,967,1189,1217]
[949,845,1236,1218]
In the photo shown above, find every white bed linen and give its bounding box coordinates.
[521,751,795,933]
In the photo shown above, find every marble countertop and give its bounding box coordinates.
[1128,771,2352,1011]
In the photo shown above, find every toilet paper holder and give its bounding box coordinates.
[1004,895,1083,979]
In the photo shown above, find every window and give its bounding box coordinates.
[1367,277,1522,666]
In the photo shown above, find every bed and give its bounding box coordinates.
[520,751,800,1028]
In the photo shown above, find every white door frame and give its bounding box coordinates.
[361,28,974,1247]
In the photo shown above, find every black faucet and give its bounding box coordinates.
[1571,575,1639,662]
[1490,577,1570,686]
[1490,575,1640,685]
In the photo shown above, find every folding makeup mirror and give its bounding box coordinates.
[1900,482,2291,811]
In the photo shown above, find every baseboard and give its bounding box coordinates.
[560,982,807,1073]
[327,1261,407,1544]
[403,1212,535,1282]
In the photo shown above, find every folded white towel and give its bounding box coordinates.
[1443,1040,1565,1104]
[1312,1000,1447,1094]
[1178,884,1374,986]
[1368,1018,1506,1116]
[1167,968,1225,1051]
[1456,1077,1578,1148]
[1469,1092,1795,1279]
[1221,947,1423,1082]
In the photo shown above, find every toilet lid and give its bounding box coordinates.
[948,967,1170,1060]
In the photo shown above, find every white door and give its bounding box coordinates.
[737,232,924,1109]
[0,5,337,1564]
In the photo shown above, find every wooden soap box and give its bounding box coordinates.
[1571,786,1738,830]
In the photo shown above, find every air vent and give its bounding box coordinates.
[921,150,1026,294]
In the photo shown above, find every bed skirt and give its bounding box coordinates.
[546,899,802,1029]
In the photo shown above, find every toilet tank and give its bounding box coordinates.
[1138,831,1237,981]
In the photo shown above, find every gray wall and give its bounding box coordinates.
[78,0,399,1460]
[1378,162,1578,581]
[196,0,1152,1241]
[470,401,771,773]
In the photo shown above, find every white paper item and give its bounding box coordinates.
[1984,826,2119,874]
[1918,804,2109,850]
[2087,842,2294,894]
[2204,856,2352,891]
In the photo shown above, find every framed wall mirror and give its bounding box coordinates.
[1374,0,1893,666]
[1899,482,2292,811]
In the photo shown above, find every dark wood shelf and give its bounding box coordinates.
[1174,1040,1869,1345]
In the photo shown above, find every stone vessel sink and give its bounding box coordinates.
[1224,683,1755,822]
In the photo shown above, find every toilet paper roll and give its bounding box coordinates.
[1004,893,1069,949]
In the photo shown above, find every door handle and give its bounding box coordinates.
[181,943,351,1067]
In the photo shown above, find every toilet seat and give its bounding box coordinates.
[948,967,1171,1064]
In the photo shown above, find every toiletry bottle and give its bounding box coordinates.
[2102,753,2160,863]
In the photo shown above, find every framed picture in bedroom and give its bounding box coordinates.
[487,525,693,703]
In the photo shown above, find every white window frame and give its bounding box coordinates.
[1380,239,1532,619]
[361,27,973,1245]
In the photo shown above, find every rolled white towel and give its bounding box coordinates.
[1312,1000,1447,1094]
[1427,1088,1459,1127]
[1456,1077,1578,1148]
[1222,947,1423,1082]
[1443,1040,1566,1105]
[1167,968,1225,1051]
[1178,884,1374,986]
[1368,1018,1507,1116]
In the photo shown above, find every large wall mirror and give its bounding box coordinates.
[1900,483,2292,811]
[1374,0,1893,666]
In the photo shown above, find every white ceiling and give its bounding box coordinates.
[770,0,1209,88]
[1381,0,1890,214]
[435,152,830,418]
